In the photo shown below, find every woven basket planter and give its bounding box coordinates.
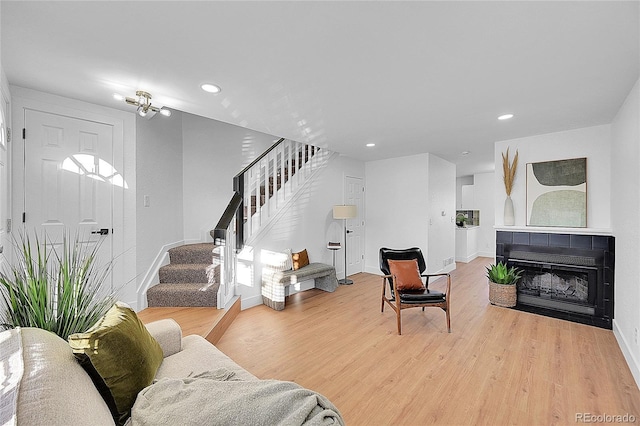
[488,281,517,307]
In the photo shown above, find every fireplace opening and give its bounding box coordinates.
[496,232,614,329]
[511,260,597,315]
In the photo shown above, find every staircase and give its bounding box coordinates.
[146,243,219,307]
[146,139,335,309]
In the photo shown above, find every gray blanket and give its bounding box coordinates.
[130,369,345,426]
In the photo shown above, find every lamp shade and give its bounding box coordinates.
[333,205,357,219]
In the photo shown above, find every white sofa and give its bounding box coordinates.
[2,319,257,425]
[3,320,344,426]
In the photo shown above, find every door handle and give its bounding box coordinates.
[91,228,109,235]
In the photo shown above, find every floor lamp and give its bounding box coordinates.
[333,205,357,285]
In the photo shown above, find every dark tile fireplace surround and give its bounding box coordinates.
[496,231,614,329]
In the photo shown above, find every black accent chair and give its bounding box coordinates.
[379,247,451,335]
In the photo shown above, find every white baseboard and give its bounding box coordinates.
[240,294,263,310]
[365,265,383,275]
[439,263,456,274]
[456,252,478,263]
[613,319,640,390]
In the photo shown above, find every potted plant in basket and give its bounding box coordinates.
[486,262,522,308]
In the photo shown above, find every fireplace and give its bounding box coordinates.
[496,231,614,329]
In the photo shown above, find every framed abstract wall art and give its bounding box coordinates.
[526,158,587,227]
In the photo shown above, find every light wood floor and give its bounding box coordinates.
[138,307,223,337]
[216,257,640,425]
[137,298,241,344]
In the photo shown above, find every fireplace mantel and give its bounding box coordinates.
[494,226,612,236]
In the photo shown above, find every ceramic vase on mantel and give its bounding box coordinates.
[504,196,515,226]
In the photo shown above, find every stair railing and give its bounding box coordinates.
[232,138,283,250]
[212,137,329,308]
[234,138,326,247]
[211,192,241,308]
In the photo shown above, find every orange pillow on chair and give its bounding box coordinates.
[292,249,310,270]
[388,259,424,291]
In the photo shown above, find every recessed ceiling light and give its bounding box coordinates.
[366,143,375,147]
[113,93,124,101]
[461,151,470,156]
[498,114,514,120]
[201,83,221,94]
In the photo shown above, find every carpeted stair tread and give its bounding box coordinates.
[169,243,217,264]
[146,282,219,307]
[159,263,218,284]
[148,242,221,308]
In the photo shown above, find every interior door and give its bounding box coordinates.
[23,109,113,287]
[345,176,364,276]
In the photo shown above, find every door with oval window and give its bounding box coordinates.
[22,108,115,288]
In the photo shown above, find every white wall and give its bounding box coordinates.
[611,77,640,388]
[239,155,365,308]
[456,175,473,209]
[427,154,456,273]
[494,125,611,230]
[364,153,456,275]
[364,154,430,274]
[135,111,185,305]
[181,113,277,242]
[472,172,495,257]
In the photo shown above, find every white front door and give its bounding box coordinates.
[345,176,364,276]
[23,109,114,287]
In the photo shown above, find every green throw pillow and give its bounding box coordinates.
[68,302,164,425]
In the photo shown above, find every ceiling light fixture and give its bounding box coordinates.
[123,90,171,118]
[461,151,470,156]
[366,143,375,147]
[201,83,221,94]
[498,114,514,120]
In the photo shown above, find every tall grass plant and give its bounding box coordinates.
[0,230,117,339]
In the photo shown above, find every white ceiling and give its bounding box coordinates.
[2,1,638,176]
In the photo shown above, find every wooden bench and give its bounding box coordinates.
[261,263,339,311]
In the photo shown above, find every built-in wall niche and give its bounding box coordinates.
[456,210,479,227]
